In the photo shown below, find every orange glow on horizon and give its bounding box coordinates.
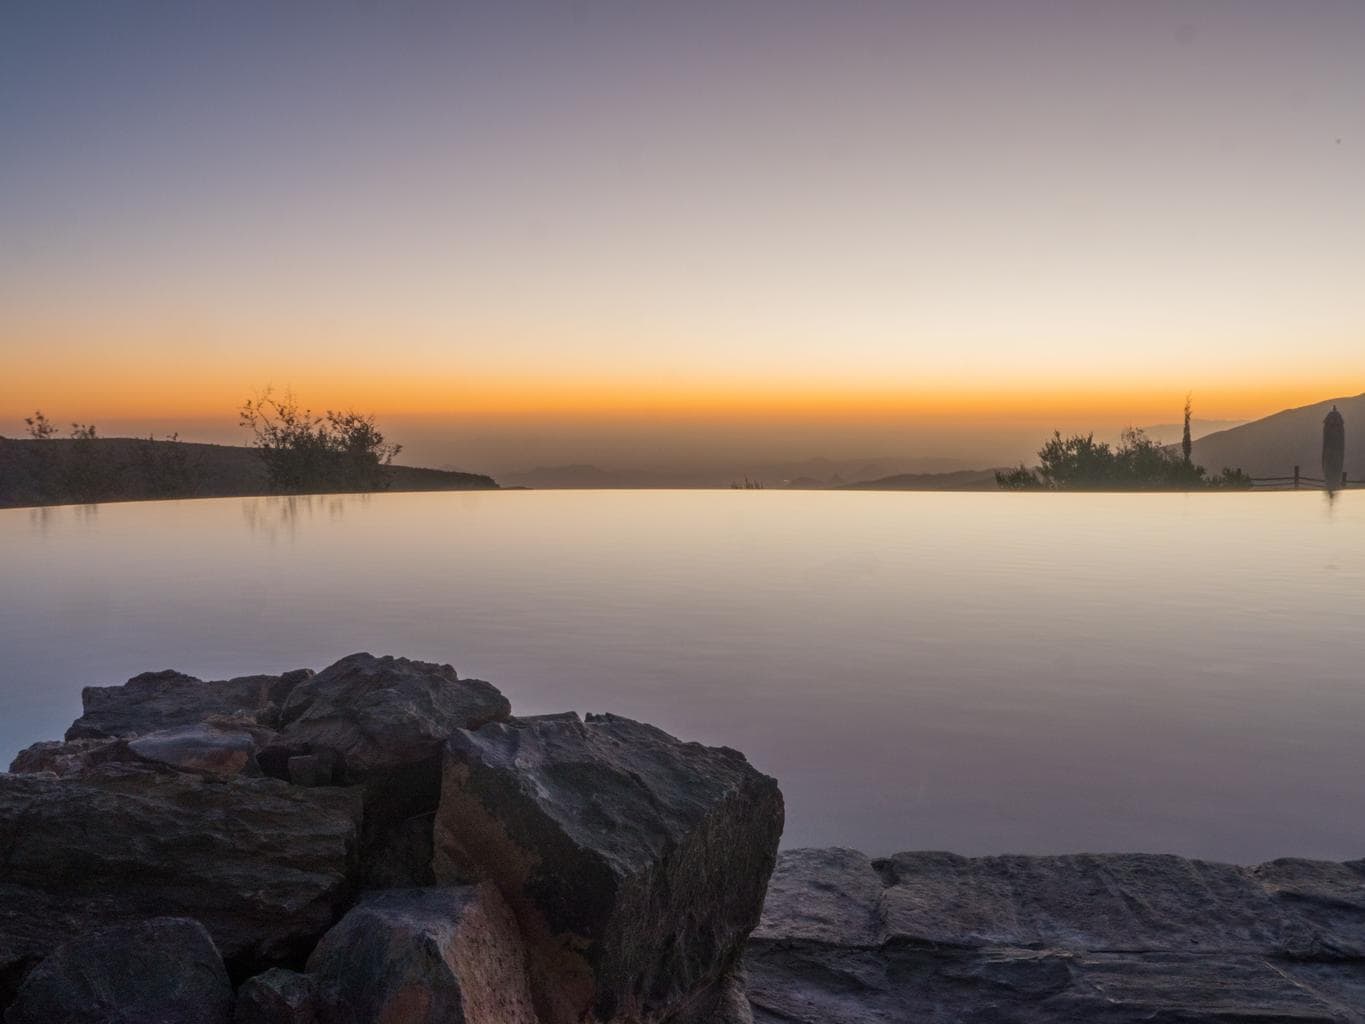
[2,364,1352,430]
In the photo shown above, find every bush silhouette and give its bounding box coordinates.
[239,389,402,493]
[997,427,1250,491]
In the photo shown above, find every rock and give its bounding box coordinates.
[749,847,882,948]
[7,736,132,776]
[5,917,231,1024]
[434,712,784,1024]
[233,968,316,1024]
[276,653,510,779]
[873,850,1309,954]
[0,765,361,982]
[287,754,325,787]
[128,722,265,777]
[744,848,1365,1024]
[256,748,340,786]
[1253,858,1365,959]
[306,886,537,1024]
[273,653,510,896]
[66,668,311,740]
[359,813,437,890]
[668,970,754,1024]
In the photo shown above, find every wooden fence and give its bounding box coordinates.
[1250,466,1360,490]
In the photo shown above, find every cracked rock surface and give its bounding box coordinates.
[744,847,1365,1023]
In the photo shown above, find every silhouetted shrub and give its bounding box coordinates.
[133,433,201,498]
[1207,466,1253,489]
[239,389,402,494]
[24,411,56,440]
[998,428,1249,491]
[61,422,108,502]
[994,465,1042,489]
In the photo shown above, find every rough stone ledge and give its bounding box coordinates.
[745,847,1365,1024]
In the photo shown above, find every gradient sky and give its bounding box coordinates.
[3,1,1363,470]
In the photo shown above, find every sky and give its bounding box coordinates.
[2,1,1363,472]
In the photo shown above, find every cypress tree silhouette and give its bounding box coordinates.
[1323,405,1345,493]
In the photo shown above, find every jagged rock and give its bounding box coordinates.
[873,850,1311,953]
[433,712,784,1024]
[128,722,265,776]
[233,968,316,1024]
[750,847,882,947]
[273,653,511,895]
[306,886,537,1024]
[1253,858,1365,959]
[66,668,311,740]
[276,653,510,779]
[5,917,231,1024]
[744,848,1365,1024]
[7,736,132,776]
[0,765,361,982]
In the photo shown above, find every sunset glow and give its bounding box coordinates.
[4,2,1363,471]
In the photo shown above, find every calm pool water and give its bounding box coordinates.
[3,489,1363,862]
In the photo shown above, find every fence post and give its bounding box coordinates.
[1294,465,1300,489]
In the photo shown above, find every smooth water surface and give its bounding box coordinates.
[3,489,1363,862]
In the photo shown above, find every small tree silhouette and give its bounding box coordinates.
[1181,393,1193,465]
[24,411,56,439]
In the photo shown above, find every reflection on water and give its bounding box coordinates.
[241,493,365,541]
[2,489,1363,862]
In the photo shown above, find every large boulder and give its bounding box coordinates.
[433,712,784,1024]
[66,669,310,740]
[744,848,1365,1024]
[276,653,510,779]
[306,886,537,1024]
[5,917,232,1024]
[273,654,512,891]
[0,765,361,984]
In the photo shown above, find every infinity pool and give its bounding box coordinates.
[4,489,1362,861]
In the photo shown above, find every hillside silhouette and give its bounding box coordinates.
[0,438,496,509]
[1191,393,1364,480]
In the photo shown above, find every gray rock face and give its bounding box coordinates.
[745,848,1365,1024]
[276,654,510,779]
[232,968,316,1024]
[306,886,537,1024]
[127,722,265,776]
[5,917,231,1024]
[66,668,310,740]
[0,765,361,983]
[434,712,784,1024]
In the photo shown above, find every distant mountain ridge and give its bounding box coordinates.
[837,468,1004,491]
[1131,419,1246,445]
[1190,393,1365,481]
[501,456,971,490]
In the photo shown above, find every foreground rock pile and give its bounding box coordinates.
[8,655,1365,1023]
[746,847,1365,1023]
[1,653,784,1023]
